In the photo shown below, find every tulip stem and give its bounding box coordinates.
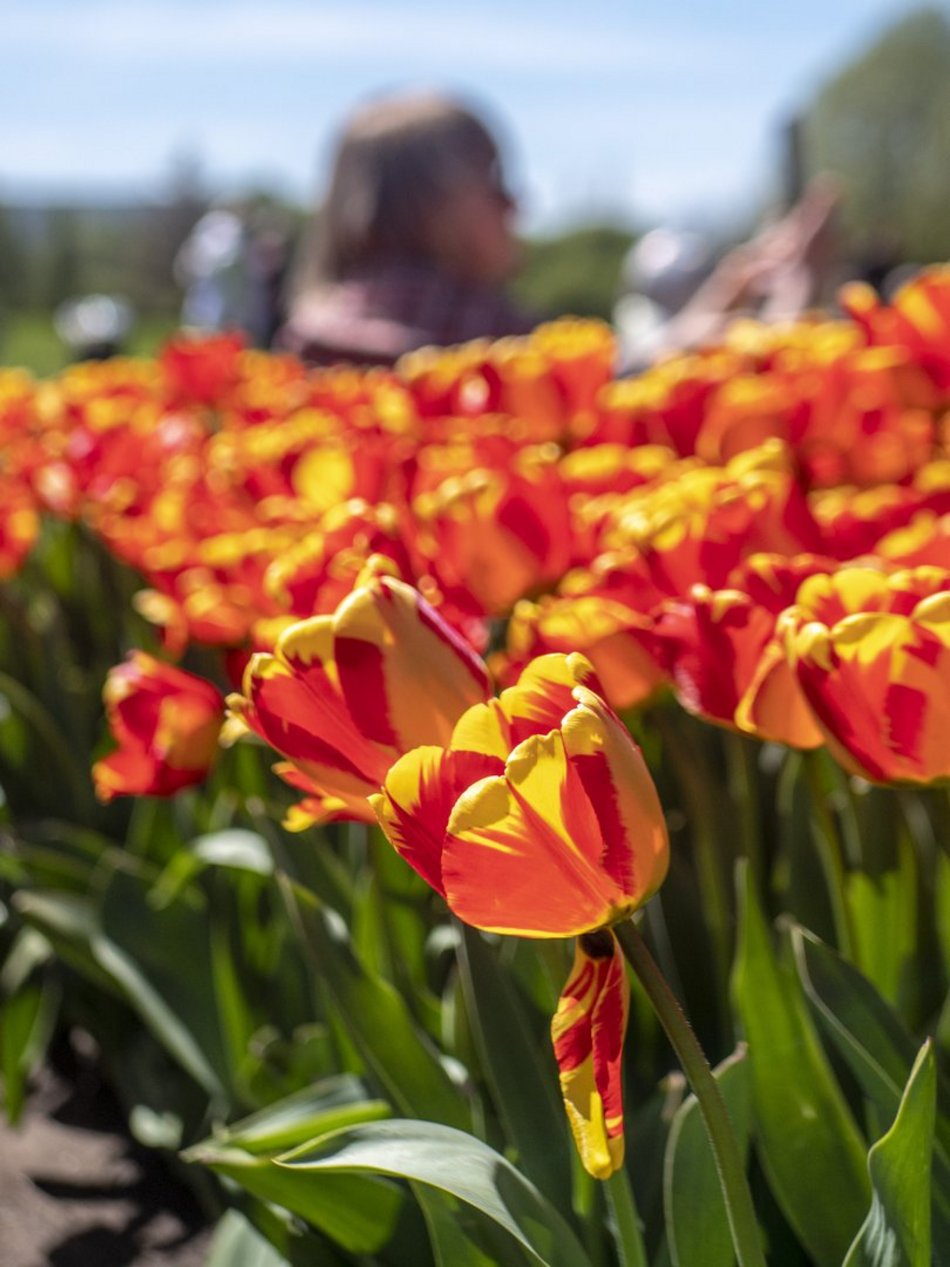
[614,920,766,1267]
[605,1166,648,1267]
[802,751,854,957]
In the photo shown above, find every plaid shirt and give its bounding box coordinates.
[279,258,536,367]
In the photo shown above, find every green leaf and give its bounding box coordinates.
[457,924,573,1210]
[212,1075,391,1155]
[792,926,950,1261]
[846,833,917,1009]
[188,1142,403,1253]
[844,1041,936,1267]
[280,877,470,1131]
[204,1210,291,1267]
[1,975,60,1124]
[732,862,869,1266]
[150,828,273,908]
[414,1183,536,1267]
[663,1046,751,1267]
[98,864,231,1099]
[791,927,947,1142]
[277,1119,593,1267]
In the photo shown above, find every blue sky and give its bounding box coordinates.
[1,0,921,230]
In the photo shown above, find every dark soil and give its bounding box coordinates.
[0,1042,213,1267]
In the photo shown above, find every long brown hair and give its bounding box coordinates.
[294,92,503,290]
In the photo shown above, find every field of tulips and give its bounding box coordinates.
[3,269,950,1266]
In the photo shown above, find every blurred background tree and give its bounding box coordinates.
[513,224,635,321]
[803,6,950,264]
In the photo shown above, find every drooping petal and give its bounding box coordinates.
[551,930,629,1180]
[273,763,379,830]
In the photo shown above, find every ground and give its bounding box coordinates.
[0,1044,212,1267]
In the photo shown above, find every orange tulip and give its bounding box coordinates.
[780,565,950,782]
[93,652,223,801]
[228,569,492,826]
[372,653,669,1175]
[652,554,833,746]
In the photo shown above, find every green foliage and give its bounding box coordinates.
[844,1042,936,1267]
[663,1047,751,1267]
[803,7,950,262]
[513,224,635,321]
[278,1119,592,1267]
[732,862,870,1265]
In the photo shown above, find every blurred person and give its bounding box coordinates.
[615,177,841,372]
[174,202,248,331]
[279,91,534,366]
[54,294,134,361]
[244,205,294,349]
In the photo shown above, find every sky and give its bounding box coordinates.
[1,0,923,231]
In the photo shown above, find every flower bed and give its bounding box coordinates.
[2,273,950,1265]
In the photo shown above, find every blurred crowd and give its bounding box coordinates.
[55,90,917,373]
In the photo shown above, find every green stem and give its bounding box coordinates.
[725,731,764,885]
[802,751,854,958]
[605,1166,648,1267]
[653,711,732,1019]
[614,921,766,1267]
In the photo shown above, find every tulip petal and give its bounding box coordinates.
[561,689,669,905]
[443,731,626,937]
[551,930,629,1180]
[451,652,599,757]
[371,746,503,896]
[240,650,391,796]
[334,577,491,750]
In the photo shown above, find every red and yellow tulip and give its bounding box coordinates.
[228,566,492,826]
[93,652,224,801]
[372,651,669,1176]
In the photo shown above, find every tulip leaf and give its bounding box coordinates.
[280,877,470,1130]
[150,829,274,907]
[845,833,916,1010]
[277,1119,593,1267]
[732,861,869,1266]
[457,924,573,1211]
[187,1143,403,1253]
[663,1045,751,1267]
[204,1210,291,1267]
[792,925,950,1261]
[0,972,59,1124]
[843,1041,936,1267]
[209,1075,391,1155]
[414,1183,536,1267]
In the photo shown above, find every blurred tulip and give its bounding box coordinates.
[780,565,950,782]
[93,653,223,801]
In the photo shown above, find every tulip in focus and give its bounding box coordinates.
[372,652,669,1178]
[228,563,492,826]
[93,652,224,801]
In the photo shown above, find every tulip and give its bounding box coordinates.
[228,567,492,825]
[780,565,950,782]
[372,653,669,1175]
[93,652,223,801]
